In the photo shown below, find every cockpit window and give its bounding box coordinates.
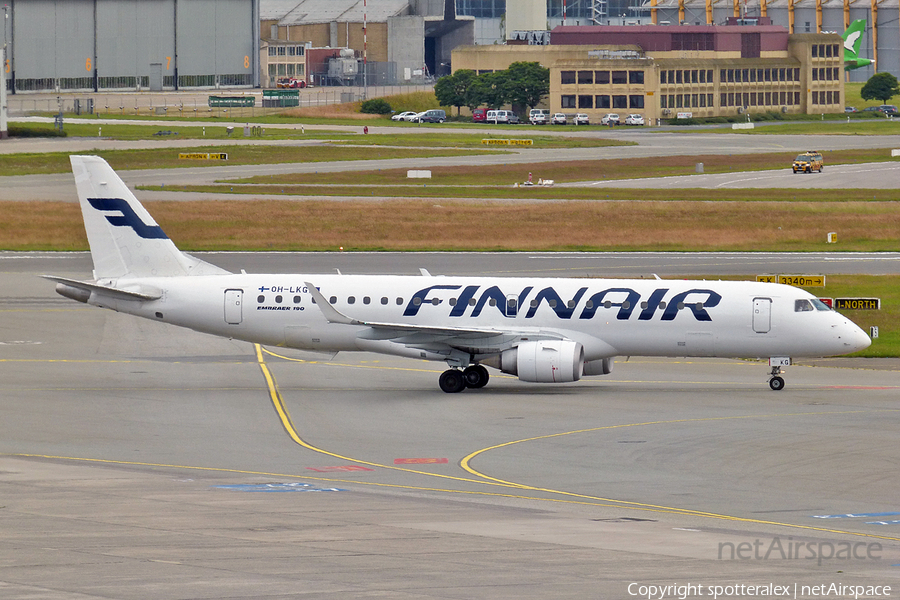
[794,299,814,312]
[811,298,832,311]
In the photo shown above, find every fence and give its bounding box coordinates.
[6,85,436,118]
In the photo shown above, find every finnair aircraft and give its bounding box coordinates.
[47,156,870,392]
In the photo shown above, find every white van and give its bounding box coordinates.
[529,108,550,124]
[486,110,520,124]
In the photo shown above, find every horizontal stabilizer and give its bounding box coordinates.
[42,275,162,302]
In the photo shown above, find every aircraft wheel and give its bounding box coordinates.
[769,376,785,391]
[463,365,489,388]
[439,369,467,393]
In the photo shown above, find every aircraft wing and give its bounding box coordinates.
[305,281,565,353]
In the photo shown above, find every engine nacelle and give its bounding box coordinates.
[583,357,615,376]
[484,340,584,383]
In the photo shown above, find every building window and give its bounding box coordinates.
[612,71,627,84]
[612,95,628,109]
[578,95,593,108]
[812,69,818,81]
[561,71,576,84]
[629,95,644,108]
[707,93,713,107]
[578,70,593,84]
[812,44,819,58]
[812,91,819,105]
[595,95,611,109]
[707,69,713,83]
[277,46,286,56]
[675,70,682,84]
[561,95,576,108]
[660,71,667,84]
[268,47,277,56]
[721,92,728,106]
[629,71,644,85]
[596,71,610,84]
[661,95,668,109]
[699,70,706,84]
[675,94,683,108]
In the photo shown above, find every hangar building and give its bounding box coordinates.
[1,0,259,93]
[260,0,474,86]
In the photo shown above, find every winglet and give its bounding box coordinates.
[305,282,361,325]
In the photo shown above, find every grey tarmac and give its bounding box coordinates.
[2,252,899,599]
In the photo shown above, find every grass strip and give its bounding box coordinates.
[5,199,900,253]
[0,145,500,176]
[227,148,900,186]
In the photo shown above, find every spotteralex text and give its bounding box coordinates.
[627,582,891,600]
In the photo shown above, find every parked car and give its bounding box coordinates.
[550,112,567,125]
[625,114,644,126]
[529,108,550,124]
[877,104,898,115]
[600,113,620,125]
[792,151,824,173]
[472,108,487,123]
[391,111,418,121]
[574,113,590,125]
[844,106,858,113]
[486,109,519,124]
[415,109,446,123]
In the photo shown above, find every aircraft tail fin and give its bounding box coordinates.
[70,155,230,279]
[842,19,866,60]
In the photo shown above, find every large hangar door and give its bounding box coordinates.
[177,0,254,86]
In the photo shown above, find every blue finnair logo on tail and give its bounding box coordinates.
[88,198,168,239]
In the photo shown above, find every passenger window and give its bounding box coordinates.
[363,296,371,305]
[257,295,265,303]
[795,299,814,312]
[329,296,337,304]
[293,295,301,304]
[348,296,356,304]
[275,295,283,303]
[396,297,403,305]
[381,297,388,305]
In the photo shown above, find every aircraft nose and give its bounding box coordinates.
[842,321,872,353]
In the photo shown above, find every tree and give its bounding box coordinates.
[861,72,900,104]
[503,61,550,110]
[434,69,476,115]
[467,71,508,110]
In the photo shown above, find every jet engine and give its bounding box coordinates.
[583,357,614,376]
[484,340,583,383]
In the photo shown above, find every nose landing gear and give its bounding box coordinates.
[768,357,790,391]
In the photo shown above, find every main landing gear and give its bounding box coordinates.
[439,365,489,393]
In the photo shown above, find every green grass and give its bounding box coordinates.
[0,145,505,176]
[803,275,897,358]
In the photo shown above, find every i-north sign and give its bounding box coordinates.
[834,298,881,310]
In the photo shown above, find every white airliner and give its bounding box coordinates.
[47,156,871,392]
